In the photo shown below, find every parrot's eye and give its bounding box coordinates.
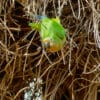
[44,42,50,49]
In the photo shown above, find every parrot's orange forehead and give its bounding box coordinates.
[48,46,59,52]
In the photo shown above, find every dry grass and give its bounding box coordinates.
[0,0,100,100]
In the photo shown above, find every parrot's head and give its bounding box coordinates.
[42,38,62,52]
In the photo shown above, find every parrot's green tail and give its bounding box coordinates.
[28,22,41,31]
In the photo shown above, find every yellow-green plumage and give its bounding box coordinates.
[29,17,66,52]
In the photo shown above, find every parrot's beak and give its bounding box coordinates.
[44,42,50,49]
[42,39,50,51]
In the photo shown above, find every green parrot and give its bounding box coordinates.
[29,16,66,52]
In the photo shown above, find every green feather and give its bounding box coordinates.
[40,17,66,41]
[28,22,41,31]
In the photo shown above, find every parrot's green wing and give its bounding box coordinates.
[41,17,66,40]
[51,19,66,40]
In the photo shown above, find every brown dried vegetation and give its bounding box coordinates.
[0,0,100,100]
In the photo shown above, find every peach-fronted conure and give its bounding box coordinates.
[29,16,66,52]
